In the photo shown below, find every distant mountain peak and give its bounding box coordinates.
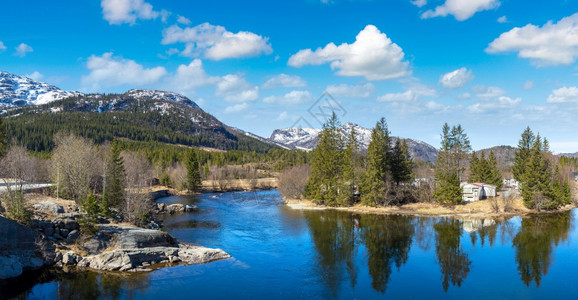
[269,123,438,163]
[0,71,81,107]
[124,89,200,110]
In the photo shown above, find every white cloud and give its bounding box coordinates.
[473,85,506,98]
[101,0,165,25]
[439,67,473,89]
[547,86,578,103]
[275,111,290,121]
[216,74,259,103]
[497,16,508,23]
[263,90,313,105]
[167,59,220,93]
[162,23,273,60]
[288,25,411,81]
[0,41,6,52]
[81,52,167,91]
[468,95,521,113]
[14,43,33,57]
[457,92,471,99]
[377,84,436,102]
[421,0,500,21]
[523,81,534,89]
[487,13,578,66]
[325,83,376,98]
[26,71,44,81]
[262,74,307,89]
[411,0,427,8]
[177,15,191,25]
[224,103,249,114]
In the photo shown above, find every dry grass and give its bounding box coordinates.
[201,178,278,191]
[285,195,548,218]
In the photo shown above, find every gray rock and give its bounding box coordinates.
[53,233,63,240]
[156,203,166,211]
[184,204,197,212]
[43,227,54,236]
[60,229,69,238]
[62,252,78,265]
[33,201,64,214]
[63,218,79,231]
[67,230,80,242]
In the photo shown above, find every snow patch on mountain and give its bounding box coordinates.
[0,71,81,107]
[126,89,200,110]
[269,122,439,163]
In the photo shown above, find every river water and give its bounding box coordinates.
[5,189,578,299]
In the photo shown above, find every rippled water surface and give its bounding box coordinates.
[6,190,578,299]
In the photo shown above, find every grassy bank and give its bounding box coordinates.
[284,196,576,219]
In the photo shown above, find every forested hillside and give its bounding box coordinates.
[3,91,276,154]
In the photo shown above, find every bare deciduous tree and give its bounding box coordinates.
[278,165,310,200]
[51,133,98,203]
[0,146,38,223]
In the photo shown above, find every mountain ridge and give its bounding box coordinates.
[269,122,439,163]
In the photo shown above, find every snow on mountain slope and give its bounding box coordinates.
[269,122,439,163]
[0,71,81,107]
[126,89,200,110]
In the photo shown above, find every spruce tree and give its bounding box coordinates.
[361,117,390,206]
[305,112,345,206]
[486,151,503,188]
[340,128,358,205]
[513,127,535,183]
[186,148,202,192]
[468,151,481,183]
[434,123,470,205]
[103,140,125,214]
[390,139,414,185]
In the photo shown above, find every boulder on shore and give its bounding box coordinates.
[33,201,64,214]
[76,225,229,272]
[0,216,49,280]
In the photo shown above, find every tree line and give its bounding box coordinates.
[282,114,573,210]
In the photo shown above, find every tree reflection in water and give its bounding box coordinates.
[305,211,415,295]
[513,211,572,288]
[304,210,359,296]
[434,218,471,292]
[359,214,414,294]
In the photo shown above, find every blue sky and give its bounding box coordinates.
[1,0,578,152]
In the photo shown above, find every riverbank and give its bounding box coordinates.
[285,196,576,218]
[0,191,230,280]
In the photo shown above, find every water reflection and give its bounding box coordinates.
[360,214,414,294]
[513,211,572,287]
[434,218,472,292]
[304,211,358,296]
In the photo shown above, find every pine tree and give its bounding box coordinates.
[513,127,535,183]
[361,117,390,206]
[468,151,481,183]
[435,123,470,205]
[186,148,202,192]
[339,127,359,205]
[103,140,126,214]
[305,112,346,206]
[390,139,414,185]
[486,151,503,188]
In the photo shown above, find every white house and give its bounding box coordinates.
[503,178,519,189]
[462,183,497,202]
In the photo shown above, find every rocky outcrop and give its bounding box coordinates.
[30,217,80,243]
[33,201,64,214]
[155,203,197,214]
[71,225,229,272]
[0,216,48,280]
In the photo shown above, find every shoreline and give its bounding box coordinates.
[284,198,577,219]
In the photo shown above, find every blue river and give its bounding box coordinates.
[7,189,578,299]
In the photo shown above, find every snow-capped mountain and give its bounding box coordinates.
[0,71,81,107]
[125,89,201,110]
[269,122,439,163]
